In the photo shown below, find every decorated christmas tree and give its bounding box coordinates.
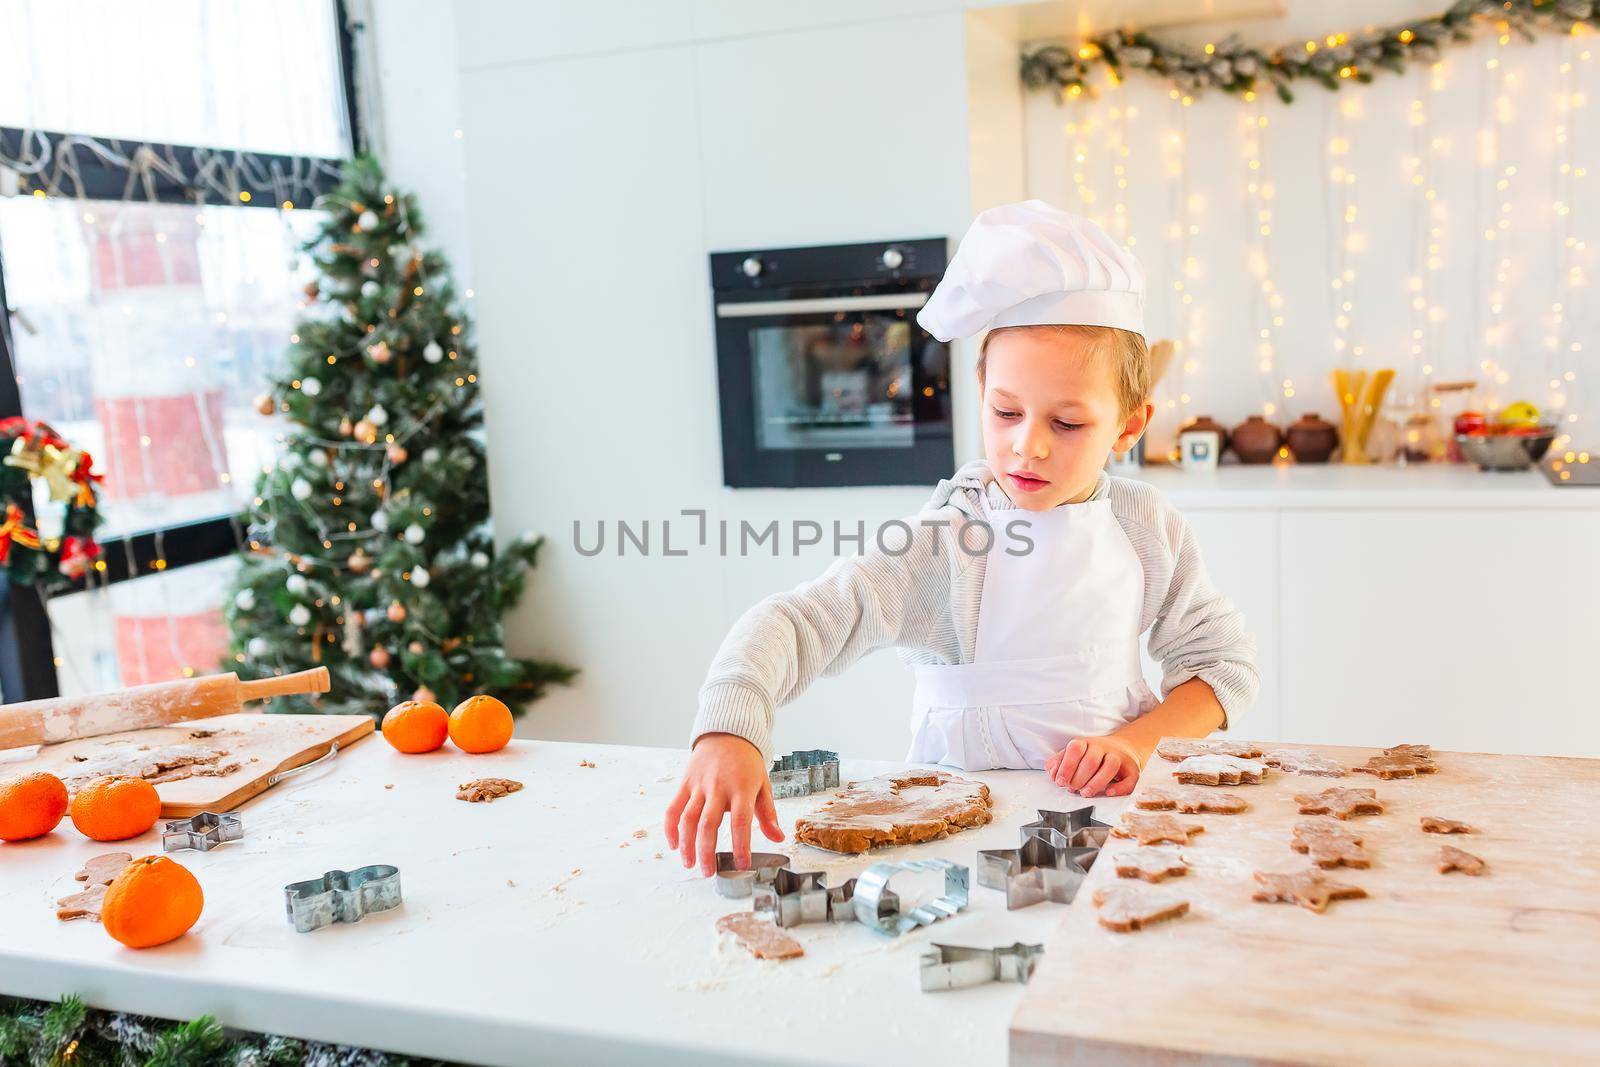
[225,155,574,716]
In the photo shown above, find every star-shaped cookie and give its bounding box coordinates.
[1294,786,1383,819]
[1252,869,1368,913]
[1136,785,1248,814]
[1111,812,1206,846]
[1291,819,1370,869]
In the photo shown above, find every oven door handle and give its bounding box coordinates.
[715,292,930,318]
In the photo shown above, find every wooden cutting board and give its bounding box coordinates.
[15,713,375,817]
[1010,741,1600,1067]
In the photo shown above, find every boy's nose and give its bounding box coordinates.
[1014,421,1050,459]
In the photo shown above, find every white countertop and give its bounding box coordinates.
[0,737,1124,1067]
[1120,461,1599,509]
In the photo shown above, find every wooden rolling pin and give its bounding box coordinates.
[0,667,330,750]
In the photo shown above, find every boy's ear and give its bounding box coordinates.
[1112,401,1154,454]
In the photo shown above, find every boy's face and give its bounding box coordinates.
[980,329,1152,511]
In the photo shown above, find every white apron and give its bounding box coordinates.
[906,495,1156,771]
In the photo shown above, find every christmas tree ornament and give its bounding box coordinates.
[296,559,314,574]
[361,280,380,298]
[286,573,309,597]
[254,393,276,416]
[410,566,430,588]
[290,478,313,502]
[353,420,378,445]
[288,604,312,627]
[366,404,389,426]
[470,551,489,568]
[412,685,437,704]
[363,607,385,627]
[369,646,391,669]
[342,612,365,657]
[422,447,441,464]
[338,417,354,436]
[280,451,302,470]
[234,588,256,611]
[347,548,372,574]
[423,340,444,364]
[247,636,272,658]
[304,280,320,300]
[358,209,379,230]
[404,524,425,545]
[408,640,424,655]
[371,510,390,533]
[308,449,329,468]
[387,601,408,623]
[301,377,323,397]
[386,444,408,465]
[367,340,392,364]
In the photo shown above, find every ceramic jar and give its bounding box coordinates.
[1230,415,1283,464]
[1285,412,1340,464]
[1180,415,1230,455]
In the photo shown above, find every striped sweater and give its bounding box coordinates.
[691,459,1259,763]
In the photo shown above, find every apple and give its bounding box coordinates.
[1454,411,1487,435]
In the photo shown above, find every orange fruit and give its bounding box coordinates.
[70,776,161,842]
[0,772,69,842]
[448,695,513,754]
[382,699,449,753]
[101,854,203,949]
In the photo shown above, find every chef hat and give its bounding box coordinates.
[917,200,1145,342]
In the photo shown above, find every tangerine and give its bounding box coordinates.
[382,699,449,753]
[0,772,69,842]
[448,695,513,754]
[70,775,161,842]
[101,854,203,948]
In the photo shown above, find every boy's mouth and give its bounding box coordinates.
[1008,470,1050,493]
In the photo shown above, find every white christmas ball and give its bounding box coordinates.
[422,448,441,464]
[470,551,489,568]
[410,567,430,588]
[364,607,384,627]
[372,510,390,533]
[308,449,329,468]
[423,341,444,364]
[286,573,309,596]
[358,209,379,230]
[404,523,425,545]
[280,451,301,469]
[291,478,313,501]
[234,588,256,611]
[367,404,388,426]
[288,604,312,626]
[301,377,322,397]
[361,280,379,298]
[247,637,272,658]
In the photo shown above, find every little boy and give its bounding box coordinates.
[667,201,1258,875]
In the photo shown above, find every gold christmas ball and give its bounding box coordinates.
[387,601,407,623]
[254,393,276,417]
[338,417,354,436]
[353,420,379,445]
[367,341,392,364]
[386,444,408,465]
[369,646,391,669]
[347,549,371,574]
[407,640,424,654]
[412,685,436,704]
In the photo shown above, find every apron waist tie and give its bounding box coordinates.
[912,644,1144,709]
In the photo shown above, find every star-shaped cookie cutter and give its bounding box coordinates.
[752,867,859,927]
[852,858,969,937]
[1020,806,1114,850]
[920,941,1045,992]
[712,851,790,899]
[284,864,403,933]
[160,811,243,853]
[977,806,1109,909]
[768,749,840,799]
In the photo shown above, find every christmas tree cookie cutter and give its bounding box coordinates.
[284,864,403,933]
[160,811,243,853]
[852,858,969,937]
[920,942,1045,992]
[712,851,790,899]
[768,749,840,799]
[752,867,859,928]
[977,806,1110,909]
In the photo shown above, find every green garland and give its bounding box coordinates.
[0,995,467,1067]
[1022,0,1600,104]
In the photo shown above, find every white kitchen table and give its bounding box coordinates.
[0,736,1126,1066]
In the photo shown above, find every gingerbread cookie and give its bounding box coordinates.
[74,852,132,886]
[1172,754,1267,786]
[456,778,523,803]
[55,884,108,922]
[1438,844,1486,876]
[1092,884,1190,932]
[716,912,804,960]
[1251,869,1368,913]
[793,770,991,853]
[1420,816,1473,834]
[1294,787,1383,820]
[1291,819,1370,869]
[1114,846,1188,883]
[1354,744,1437,779]
[1155,738,1263,763]
[1136,785,1248,814]
[1111,812,1205,846]
[1262,750,1347,778]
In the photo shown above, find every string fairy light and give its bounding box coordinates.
[1326,92,1364,377]
[1241,99,1285,417]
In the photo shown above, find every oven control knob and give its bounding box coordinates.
[740,256,764,278]
[881,247,904,270]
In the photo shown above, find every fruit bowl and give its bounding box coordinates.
[1456,428,1556,471]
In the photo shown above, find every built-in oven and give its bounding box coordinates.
[710,238,953,488]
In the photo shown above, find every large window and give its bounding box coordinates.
[0,0,358,700]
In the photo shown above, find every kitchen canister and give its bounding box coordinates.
[1230,415,1283,465]
[1285,412,1340,464]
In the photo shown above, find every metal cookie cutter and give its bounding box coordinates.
[977,835,1100,910]
[160,811,242,853]
[852,858,969,937]
[920,942,1045,992]
[284,865,403,933]
[753,868,859,928]
[768,749,840,799]
[1020,806,1113,850]
[712,851,789,899]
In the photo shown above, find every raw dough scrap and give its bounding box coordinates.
[456,778,524,803]
[55,884,107,922]
[74,851,132,886]
[1294,787,1383,820]
[62,744,242,791]
[1093,884,1190,932]
[1172,754,1267,786]
[1114,846,1188,883]
[1354,744,1437,780]
[1111,812,1205,846]
[1136,785,1248,814]
[716,912,804,959]
[1252,869,1368,913]
[1421,816,1473,834]
[1155,738,1263,763]
[793,770,992,854]
[1291,819,1370,869]
[1263,750,1348,778]
[1438,845,1486,876]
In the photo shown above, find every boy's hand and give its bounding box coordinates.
[1045,735,1142,798]
[664,732,785,877]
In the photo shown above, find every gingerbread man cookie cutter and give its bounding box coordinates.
[752,867,859,927]
[160,811,243,853]
[852,858,970,937]
[284,864,403,933]
[712,851,790,899]
[768,749,840,799]
[920,942,1044,992]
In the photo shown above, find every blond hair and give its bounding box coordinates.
[978,325,1150,418]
